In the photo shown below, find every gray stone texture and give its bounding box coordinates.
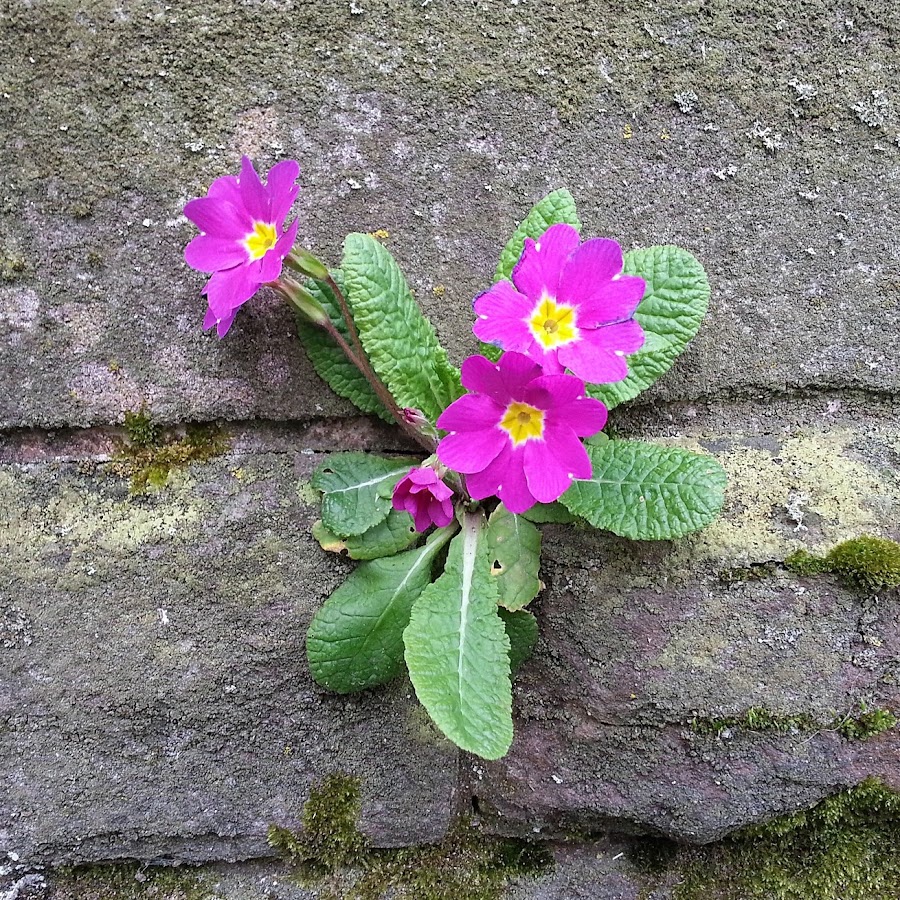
[0,446,457,866]
[1,0,898,428]
[2,0,900,883]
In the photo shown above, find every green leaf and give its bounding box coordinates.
[487,503,542,611]
[498,608,539,674]
[404,510,513,759]
[312,509,419,560]
[560,440,727,540]
[306,526,456,694]
[342,234,462,421]
[312,452,413,537]
[587,246,710,410]
[494,189,581,282]
[295,272,392,422]
[520,502,577,525]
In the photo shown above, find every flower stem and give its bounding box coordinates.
[276,278,439,457]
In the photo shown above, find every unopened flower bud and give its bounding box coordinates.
[273,276,329,325]
[286,248,331,281]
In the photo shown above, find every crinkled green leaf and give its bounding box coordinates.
[312,509,419,561]
[587,246,710,410]
[499,608,539,674]
[404,510,513,760]
[312,452,413,538]
[342,234,462,421]
[307,526,456,694]
[487,503,542,611]
[520,502,577,525]
[494,189,581,282]
[295,272,392,422]
[560,440,727,540]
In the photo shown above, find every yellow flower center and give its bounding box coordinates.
[245,221,278,260]
[499,401,545,446]
[528,295,579,349]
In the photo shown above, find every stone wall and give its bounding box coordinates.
[1,0,898,881]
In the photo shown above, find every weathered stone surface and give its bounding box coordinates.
[1,1,898,428]
[0,447,457,867]
[475,401,900,843]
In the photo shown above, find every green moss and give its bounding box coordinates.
[268,773,553,899]
[785,536,900,591]
[47,862,211,900]
[113,410,227,493]
[826,536,900,592]
[718,562,778,584]
[0,252,29,282]
[689,707,816,737]
[835,705,898,741]
[632,779,900,900]
[689,704,896,742]
[123,408,162,448]
[784,549,829,576]
[268,773,368,874]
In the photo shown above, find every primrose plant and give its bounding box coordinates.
[184,157,727,760]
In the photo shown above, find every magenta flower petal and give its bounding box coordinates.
[576,276,646,327]
[497,351,544,397]
[512,223,580,299]
[523,373,585,410]
[238,155,270,222]
[184,196,251,240]
[549,397,608,437]
[391,466,456,532]
[184,157,302,337]
[557,340,628,384]
[523,440,574,504]
[557,321,646,383]
[473,281,534,351]
[437,351,608,513]
[474,225,646,385]
[267,159,302,222]
[185,234,249,273]
[460,355,509,401]
[546,428,593,480]
[465,445,511,501]
[556,238,624,302]
[437,428,506,474]
[206,174,241,204]
[259,220,300,282]
[497,448,537,514]
[202,265,260,317]
[436,394,502,433]
[579,319,646,355]
[203,305,237,338]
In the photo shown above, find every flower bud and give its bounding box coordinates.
[273,276,329,325]
[286,248,331,281]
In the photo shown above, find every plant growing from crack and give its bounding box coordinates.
[182,158,728,759]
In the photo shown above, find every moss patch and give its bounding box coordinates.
[269,774,553,899]
[46,863,211,900]
[786,535,900,592]
[268,772,368,874]
[689,704,896,741]
[640,778,900,900]
[112,409,228,493]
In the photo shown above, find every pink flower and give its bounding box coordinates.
[474,223,646,383]
[436,352,607,514]
[184,156,301,337]
[392,467,455,532]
